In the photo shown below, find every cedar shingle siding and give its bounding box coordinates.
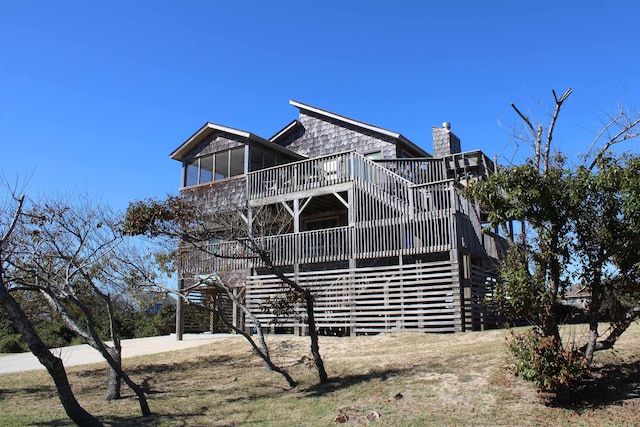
[283,111,398,158]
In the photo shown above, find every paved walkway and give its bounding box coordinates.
[0,333,231,374]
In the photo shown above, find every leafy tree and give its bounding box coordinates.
[469,89,640,393]
[571,152,640,363]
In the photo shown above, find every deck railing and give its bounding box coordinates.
[453,187,509,259]
[411,181,455,214]
[260,226,352,264]
[482,231,510,260]
[352,153,414,210]
[179,212,458,274]
[443,150,495,180]
[181,150,506,275]
[247,152,353,201]
[179,240,251,275]
[374,158,447,184]
[247,151,417,204]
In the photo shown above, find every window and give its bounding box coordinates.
[264,150,276,168]
[230,147,245,176]
[398,148,414,159]
[215,150,229,180]
[249,145,280,171]
[185,159,199,187]
[182,146,246,187]
[250,146,263,171]
[200,156,213,183]
[364,151,383,160]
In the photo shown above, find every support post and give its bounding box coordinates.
[348,187,357,337]
[175,279,184,341]
[232,287,239,333]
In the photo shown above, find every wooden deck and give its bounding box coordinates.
[179,149,506,334]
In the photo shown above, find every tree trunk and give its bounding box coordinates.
[185,276,297,387]
[304,290,329,384]
[104,296,122,401]
[584,266,603,367]
[214,284,298,387]
[580,303,640,355]
[104,345,122,401]
[71,296,151,416]
[257,248,329,384]
[40,290,150,416]
[585,317,599,367]
[0,285,103,427]
[542,302,560,340]
[215,300,298,388]
[93,337,150,416]
[544,237,562,341]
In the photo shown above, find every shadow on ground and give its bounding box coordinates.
[553,359,640,409]
[303,367,410,397]
[30,413,211,427]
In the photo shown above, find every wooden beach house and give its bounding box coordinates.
[170,100,508,335]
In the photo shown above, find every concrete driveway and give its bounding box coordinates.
[0,333,231,374]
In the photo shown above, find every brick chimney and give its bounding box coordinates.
[432,122,461,157]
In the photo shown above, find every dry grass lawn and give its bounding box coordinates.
[0,322,639,426]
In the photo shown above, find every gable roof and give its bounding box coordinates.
[288,100,430,157]
[170,122,303,161]
[269,119,301,143]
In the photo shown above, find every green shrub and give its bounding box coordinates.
[508,328,584,394]
[0,335,26,353]
[113,311,137,339]
[31,318,76,348]
[133,304,176,338]
[151,304,176,335]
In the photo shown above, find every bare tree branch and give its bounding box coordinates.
[544,88,572,171]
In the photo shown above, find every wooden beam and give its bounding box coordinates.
[249,182,353,206]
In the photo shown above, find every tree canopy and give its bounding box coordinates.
[469,89,640,394]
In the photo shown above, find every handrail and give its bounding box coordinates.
[247,151,354,200]
[374,158,447,184]
[247,151,418,202]
[179,215,459,274]
[350,152,413,211]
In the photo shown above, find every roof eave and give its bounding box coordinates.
[170,122,267,161]
[290,99,403,139]
[397,135,431,157]
[269,119,301,143]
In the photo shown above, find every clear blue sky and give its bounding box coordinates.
[1,0,638,211]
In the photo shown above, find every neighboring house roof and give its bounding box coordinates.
[564,284,591,299]
[287,100,430,157]
[170,122,303,161]
[134,292,177,308]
